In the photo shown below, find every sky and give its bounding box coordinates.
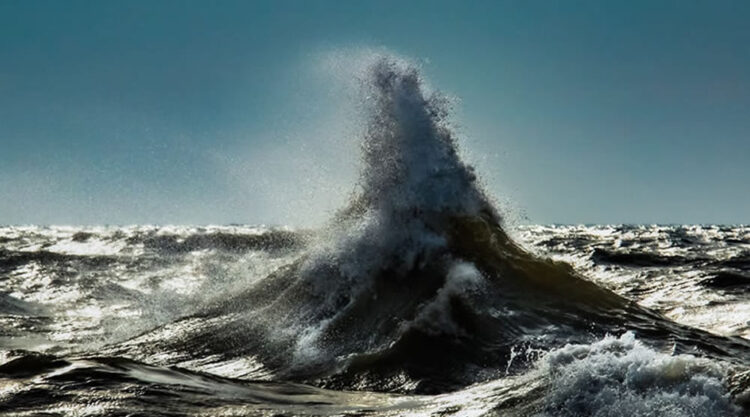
[1,0,748,225]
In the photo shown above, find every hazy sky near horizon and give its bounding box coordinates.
[1,0,748,225]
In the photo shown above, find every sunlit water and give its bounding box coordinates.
[2,55,749,416]
[1,224,748,416]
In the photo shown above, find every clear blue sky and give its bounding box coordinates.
[1,0,748,225]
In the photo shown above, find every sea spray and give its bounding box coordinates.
[535,332,740,417]
[288,54,495,373]
[98,55,750,398]
[1,53,749,415]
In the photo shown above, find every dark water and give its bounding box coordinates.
[2,56,749,416]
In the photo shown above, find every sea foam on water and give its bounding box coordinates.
[536,332,740,417]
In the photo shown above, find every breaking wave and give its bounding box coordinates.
[537,332,740,417]
[104,55,750,395]
[2,54,749,416]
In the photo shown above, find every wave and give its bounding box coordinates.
[2,333,743,416]
[91,56,750,400]
[535,332,741,417]
[3,54,749,415]
[0,293,38,316]
[590,247,710,267]
[131,229,308,254]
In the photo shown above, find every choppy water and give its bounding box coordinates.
[518,225,750,341]
[2,224,749,416]
[2,55,749,416]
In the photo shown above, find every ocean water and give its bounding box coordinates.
[2,56,749,416]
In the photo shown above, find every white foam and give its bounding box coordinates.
[278,54,495,367]
[413,261,484,336]
[535,332,740,417]
[309,54,490,280]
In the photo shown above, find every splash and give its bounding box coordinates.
[94,54,750,400]
[536,332,740,417]
[285,54,496,375]
[2,52,749,416]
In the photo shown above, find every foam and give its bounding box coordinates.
[412,261,484,336]
[284,54,493,365]
[535,332,740,417]
[304,53,490,285]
